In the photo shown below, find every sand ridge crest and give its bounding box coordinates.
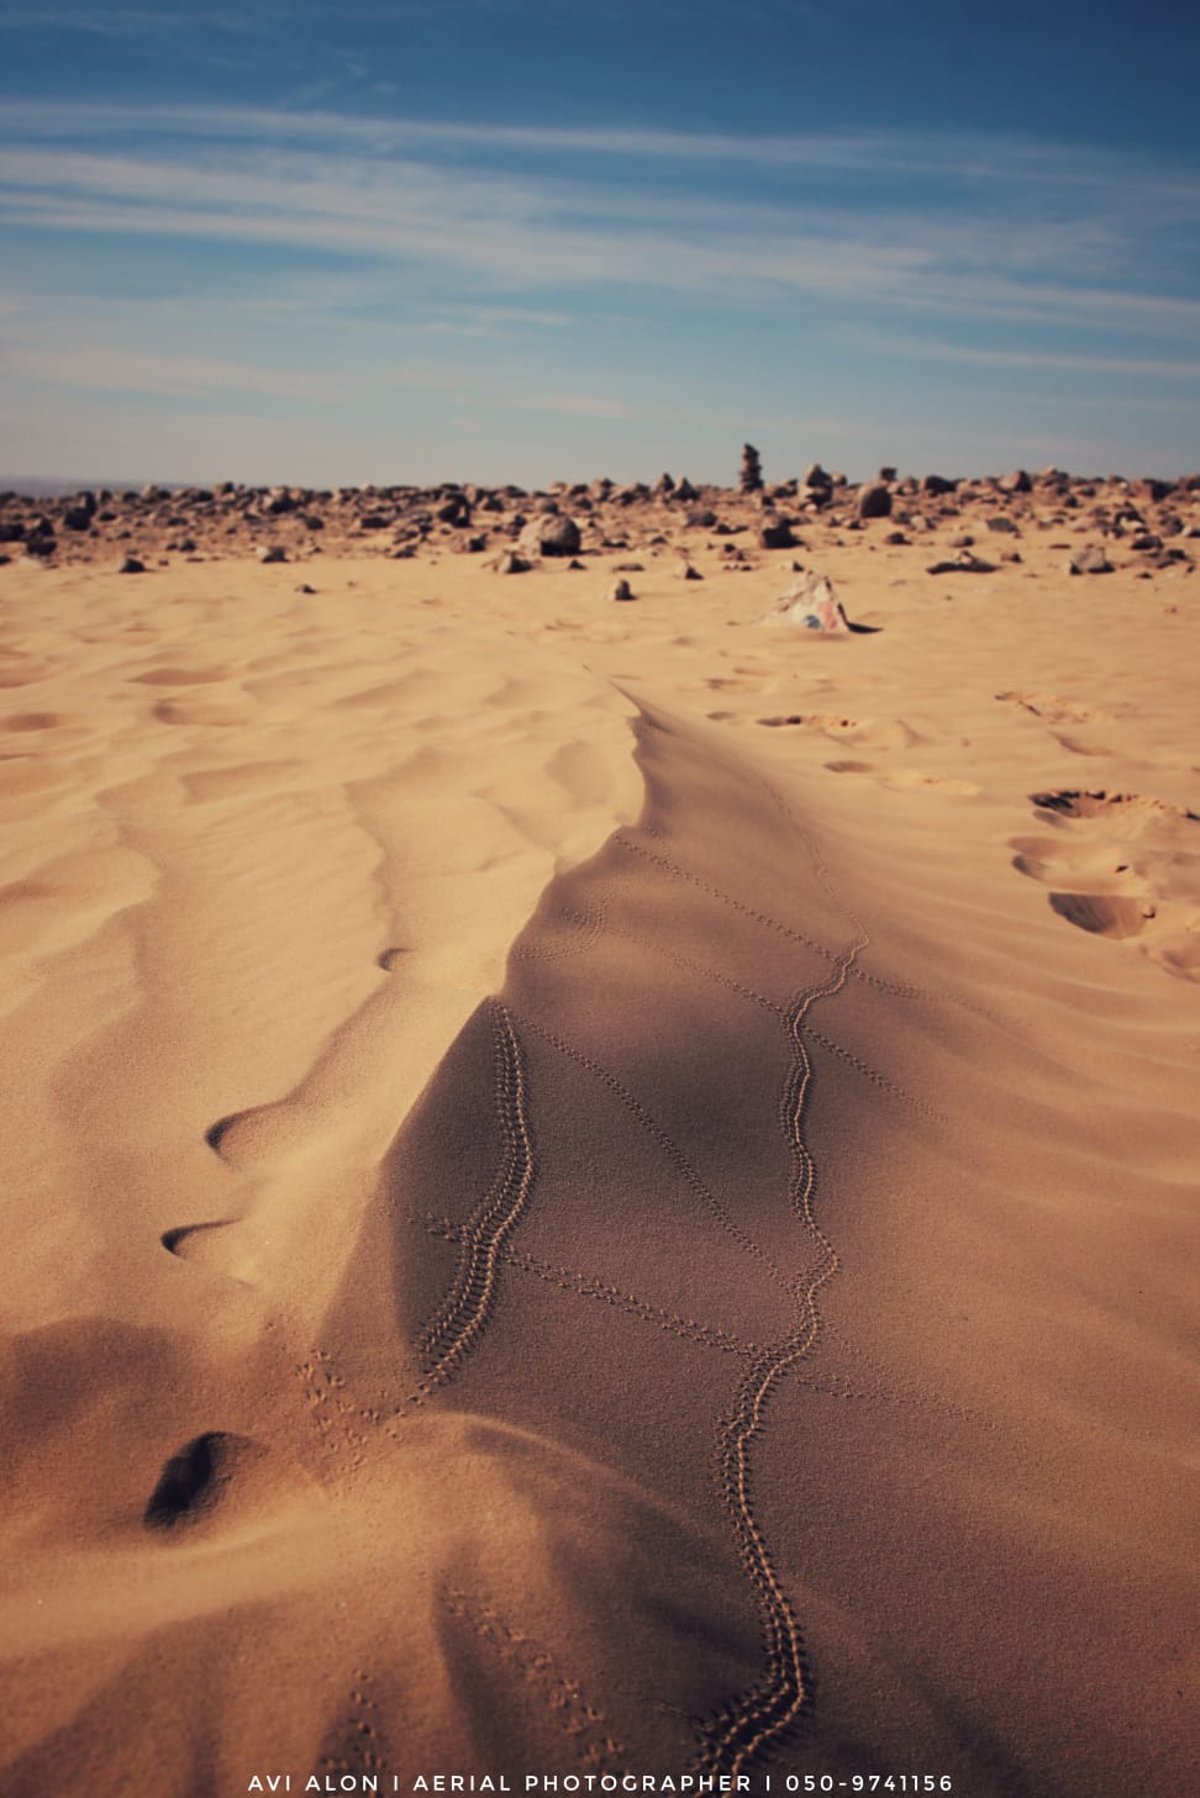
[0,497,1197,1794]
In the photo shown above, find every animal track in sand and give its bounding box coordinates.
[1013,789,1200,980]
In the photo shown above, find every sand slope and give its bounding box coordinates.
[0,521,1196,1797]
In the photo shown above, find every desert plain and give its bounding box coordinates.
[0,461,1196,1797]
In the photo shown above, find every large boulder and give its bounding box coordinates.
[856,483,893,520]
[759,516,797,549]
[520,513,582,557]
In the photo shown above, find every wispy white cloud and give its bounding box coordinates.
[862,335,1200,380]
[1,123,1197,339]
[1,99,1196,481]
[0,99,1191,195]
[0,296,636,417]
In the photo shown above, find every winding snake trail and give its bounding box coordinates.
[695,937,865,1776]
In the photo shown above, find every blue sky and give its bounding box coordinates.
[1,0,1197,486]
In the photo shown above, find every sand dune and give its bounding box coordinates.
[0,475,1197,1796]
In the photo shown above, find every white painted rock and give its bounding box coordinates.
[760,569,850,633]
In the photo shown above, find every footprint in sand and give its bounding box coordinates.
[995,690,1115,758]
[756,713,921,751]
[824,760,979,795]
[1012,789,1200,982]
[143,1431,271,1532]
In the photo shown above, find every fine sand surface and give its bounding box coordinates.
[0,492,1196,1797]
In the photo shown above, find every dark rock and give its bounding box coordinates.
[259,545,288,564]
[739,443,764,493]
[986,515,1020,534]
[759,517,797,550]
[610,578,636,601]
[1069,544,1113,575]
[878,466,898,483]
[119,556,146,574]
[921,473,956,495]
[999,469,1032,494]
[857,483,893,520]
[802,462,832,490]
[883,531,909,545]
[521,513,582,557]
